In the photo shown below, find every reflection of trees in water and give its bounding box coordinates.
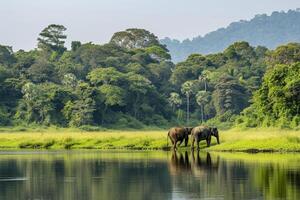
[0,153,300,200]
[0,156,171,200]
[253,164,300,200]
[168,152,300,200]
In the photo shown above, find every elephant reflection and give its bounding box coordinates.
[190,151,219,177]
[169,151,219,176]
[169,151,191,175]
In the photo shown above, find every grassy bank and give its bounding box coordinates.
[0,127,299,151]
[209,128,300,152]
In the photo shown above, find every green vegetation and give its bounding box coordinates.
[0,128,299,151]
[209,128,300,152]
[161,9,300,62]
[0,22,299,131]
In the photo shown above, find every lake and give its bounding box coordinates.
[0,151,299,200]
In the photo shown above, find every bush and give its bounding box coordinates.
[116,115,144,129]
[0,107,10,126]
[79,125,106,132]
[143,114,169,127]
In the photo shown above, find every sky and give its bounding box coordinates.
[1,0,300,51]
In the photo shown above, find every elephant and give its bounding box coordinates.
[167,127,193,150]
[191,126,219,150]
[211,127,220,144]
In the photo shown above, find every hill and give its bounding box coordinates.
[161,9,300,62]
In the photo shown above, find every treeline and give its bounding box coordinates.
[0,25,299,129]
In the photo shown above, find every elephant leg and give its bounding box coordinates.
[191,137,195,150]
[206,138,211,147]
[178,139,183,147]
[173,140,178,151]
[196,140,200,151]
[184,136,189,147]
[170,138,174,145]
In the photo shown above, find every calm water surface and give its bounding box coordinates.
[0,150,299,200]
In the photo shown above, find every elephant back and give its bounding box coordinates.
[192,126,211,138]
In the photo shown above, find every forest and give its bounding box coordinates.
[161,9,300,62]
[0,24,299,130]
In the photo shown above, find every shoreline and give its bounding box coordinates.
[0,128,299,152]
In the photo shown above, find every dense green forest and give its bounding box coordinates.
[0,25,299,129]
[161,9,300,62]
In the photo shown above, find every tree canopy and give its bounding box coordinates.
[0,24,299,129]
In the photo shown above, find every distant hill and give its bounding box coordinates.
[161,9,300,62]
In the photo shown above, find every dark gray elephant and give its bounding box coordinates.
[210,127,220,144]
[167,127,193,150]
[191,126,219,150]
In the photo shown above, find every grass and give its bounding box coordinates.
[209,128,300,152]
[0,127,299,151]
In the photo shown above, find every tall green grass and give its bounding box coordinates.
[0,127,299,151]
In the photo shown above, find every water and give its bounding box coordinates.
[0,151,299,200]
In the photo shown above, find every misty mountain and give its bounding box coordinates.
[161,9,300,62]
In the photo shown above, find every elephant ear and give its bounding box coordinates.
[212,127,218,136]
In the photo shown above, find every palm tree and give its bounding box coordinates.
[181,81,194,125]
[168,92,182,111]
[196,91,211,123]
[198,70,211,92]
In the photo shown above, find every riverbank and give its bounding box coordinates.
[0,127,299,152]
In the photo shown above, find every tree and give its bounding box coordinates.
[239,62,300,128]
[63,98,95,127]
[168,92,182,111]
[145,46,171,61]
[126,73,154,118]
[62,82,96,127]
[88,67,125,85]
[62,73,78,88]
[37,24,67,53]
[0,45,15,66]
[71,41,81,52]
[212,76,250,117]
[268,43,300,66]
[27,59,58,83]
[198,70,211,92]
[181,81,195,125]
[110,28,166,50]
[16,83,55,124]
[196,91,211,123]
[99,84,126,107]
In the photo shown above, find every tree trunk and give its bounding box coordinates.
[101,105,107,125]
[200,104,204,123]
[134,93,140,118]
[187,94,190,125]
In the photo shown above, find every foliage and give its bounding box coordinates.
[170,41,265,124]
[238,62,300,128]
[110,28,166,50]
[37,24,67,53]
[0,24,298,129]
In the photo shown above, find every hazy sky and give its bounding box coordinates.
[1,0,300,51]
